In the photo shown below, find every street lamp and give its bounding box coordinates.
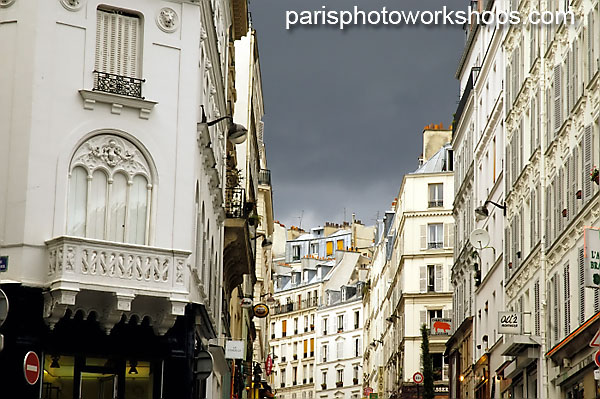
[251,233,273,248]
[199,106,248,144]
[386,315,400,324]
[474,200,506,221]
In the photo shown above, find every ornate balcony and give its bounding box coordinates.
[223,186,254,293]
[44,236,191,335]
[93,71,145,99]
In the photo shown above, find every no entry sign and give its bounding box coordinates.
[23,351,40,385]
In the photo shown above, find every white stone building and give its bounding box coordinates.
[0,0,261,398]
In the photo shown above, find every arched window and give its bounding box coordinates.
[67,134,153,245]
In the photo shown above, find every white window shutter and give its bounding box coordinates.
[443,223,450,248]
[343,315,347,331]
[583,125,593,201]
[558,168,564,232]
[419,266,426,293]
[566,49,572,112]
[435,264,443,292]
[420,225,427,250]
[420,310,426,328]
[578,248,585,324]
[589,12,595,82]
[554,65,562,132]
[566,157,572,222]
[95,9,140,77]
[572,148,579,216]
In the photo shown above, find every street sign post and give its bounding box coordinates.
[413,372,423,384]
[23,351,40,385]
[194,350,213,380]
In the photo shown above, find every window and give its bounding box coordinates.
[271,322,276,338]
[304,340,308,357]
[281,368,286,387]
[354,338,361,357]
[354,310,360,329]
[303,365,308,384]
[311,314,315,330]
[282,320,287,337]
[294,318,299,334]
[310,338,315,356]
[432,353,444,381]
[336,369,344,384]
[321,345,328,362]
[292,245,300,261]
[322,318,328,335]
[420,265,443,292]
[428,184,443,207]
[326,241,333,255]
[293,367,298,385]
[95,8,142,97]
[293,342,298,359]
[304,315,309,332]
[337,240,344,250]
[427,224,444,249]
[353,365,359,382]
[337,314,344,332]
[310,243,319,254]
[67,135,151,245]
[281,344,287,361]
[322,371,327,386]
[336,340,344,359]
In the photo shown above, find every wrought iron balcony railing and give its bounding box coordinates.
[258,169,271,186]
[272,297,319,315]
[428,200,443,208]
[93,70,145,99]
[225,187,245,218]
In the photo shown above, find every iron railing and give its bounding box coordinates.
[272,297,319,315]
[428,200,443,208]
[225,187,245,218]
[452,67,480,133]
[258,169,271,186]
[428,242,443,249]
[93,71,145,99]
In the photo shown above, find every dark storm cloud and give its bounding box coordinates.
[249,0,465,228]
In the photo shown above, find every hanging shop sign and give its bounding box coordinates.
[584,228,600,288]
[225,340,245,360]
[498,311,522,334]
[240,298,253,309]
[265,354,273,376]
[253,303,269,318]
[0,256,8,272]
[194,350,214,380]
[430,318,452,335]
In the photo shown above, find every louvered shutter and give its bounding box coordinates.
[420,225,427,250]
[572,148,579,216]
[589,12,596,82]
[536,93,541,148]
[514,48,520,103]
[566,49,572,112]
[530,101,536,157]
[554,65,562,133]
[506,63,512,112]
[506,141,512,186]
[572,40,578,103]
[435,264,443,292]
[578,248,585,324]
[553,177,559,236]
[553,275,560,343]
[583,125,593,201]
[546,88,552,149]
[564,263,571,336]
[337,341,343,359]
[545,186,552,244]
[420,310,426,328]
[566,157,572,222]
[558,168,564,232]
[444,223,454,248]
[420,266,426,293]
[534,280,540,335]
[530,190,536,248]
[95,9,140,78]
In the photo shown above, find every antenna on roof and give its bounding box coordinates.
[297,210,304,230]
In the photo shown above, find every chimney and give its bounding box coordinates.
[422,123,452,162]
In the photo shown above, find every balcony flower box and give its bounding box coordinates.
[353,378,359,385]
[321,384,327,390]
[293,355,297,360]
[336,381,343,388]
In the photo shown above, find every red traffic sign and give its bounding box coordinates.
[413,372,424,384]
[23,351,40,385]
[595,350,600,368]
[590,329,600,347]
[363,387,374,396]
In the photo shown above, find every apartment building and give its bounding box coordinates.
[270,223,372,399]
[447,1,507,398]
[364,126,454,399]
[501,0,600,397]
[0,1,267,398]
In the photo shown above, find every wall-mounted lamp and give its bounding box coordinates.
[386,315,400,324]
[128,360,138,375]
[199,106,248,144]
[474,200,506,220]
[251,233,273,248]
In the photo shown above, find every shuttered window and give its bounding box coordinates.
[534,280,540,335]
[578,248,585,324]
[326,241,333,256]
[583,125,593,201]
[95,9,141,78]
[564,263,571,336]
[554,65,562,133]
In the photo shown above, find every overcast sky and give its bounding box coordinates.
[249,0,466,229]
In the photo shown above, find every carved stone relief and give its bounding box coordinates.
[60,0,83,11]
[0,0,16,8]
[157,7,179,33]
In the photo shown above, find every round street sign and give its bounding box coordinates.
[413,372,424,384]
[23,351,40,385]
[594,350,600,368]
[253,303,269,318]
[0,289,8,327]
[194,350,214,381]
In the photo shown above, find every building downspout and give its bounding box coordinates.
[538,19,549,399]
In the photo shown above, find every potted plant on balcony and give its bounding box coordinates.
[591,167,599,185]
[247,212,262,227]
[321,383,327,390]
[336,381,343,388]
[353,378,359,385]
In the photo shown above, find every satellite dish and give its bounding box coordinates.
[469,229,490,250]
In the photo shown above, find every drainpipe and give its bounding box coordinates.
[538,16,549,399]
